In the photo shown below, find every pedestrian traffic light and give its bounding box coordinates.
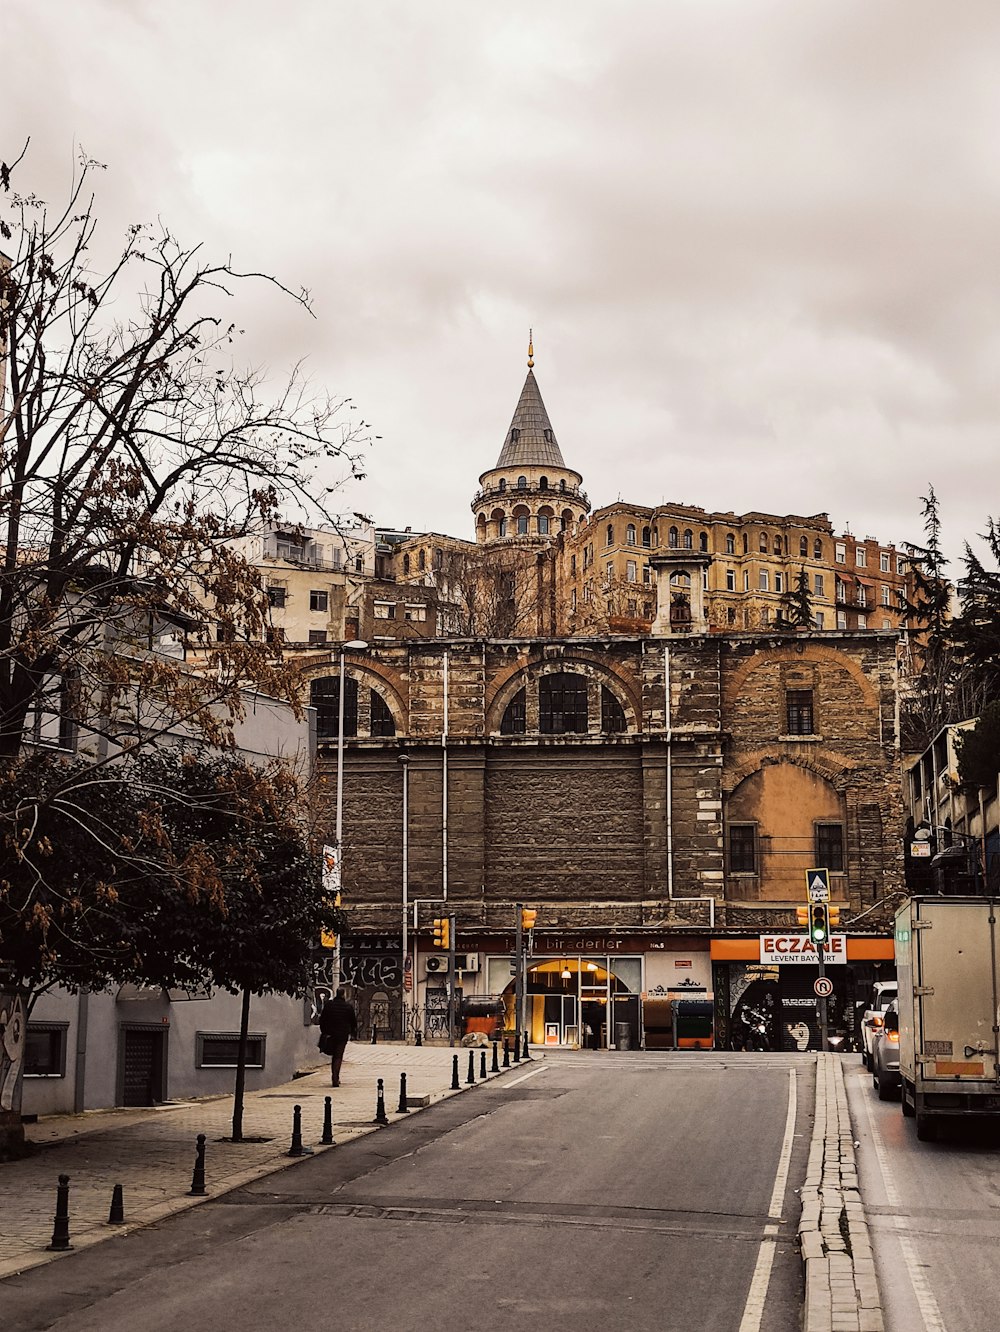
[795,907,809,927]
[521,908,537,931]
[432,917,450,949]
[809,903,830,945]
[827,905,841,927]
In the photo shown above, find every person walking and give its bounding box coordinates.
[320,989,358,1086]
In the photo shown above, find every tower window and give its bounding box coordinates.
[498,478,506,492]
[517,476,527,490]
[509,428,520,444]
[543,429,554,443]
[539,476,549,490]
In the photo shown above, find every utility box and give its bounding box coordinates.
[896,895,1000,1141]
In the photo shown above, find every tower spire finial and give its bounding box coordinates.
[527,328,534,369]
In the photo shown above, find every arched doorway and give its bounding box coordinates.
[501,956,642,1049]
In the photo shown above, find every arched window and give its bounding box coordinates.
[601,686,626,734]
[668,526,679,548]
[509,428,520,445]
[402,554,410,574]
[626,524,636,545]
[311,676,358,740]
[559,479,567,493]
[606,523,615,546]
[642,526,651,548]
[561,508,573,529]
[800,536,808,556]
[498,478,506,493]
[500,688,526,735]
[814,539,823,559]
[498,516,507,537]
[539,672,589,734]
[726,532,736,554]
[700,532,708,552]
[652,527,659,545]
[669,570,692,590]
[418,548,426,571]
[743,534,749,554]
[370,691,395,737]
[773,536,782,555]
[539,476,549,491]
[537,514,550,535]
[759,532,768,553]
[517,476,528,490]
[517,514,529,535]
[683,529,693,550]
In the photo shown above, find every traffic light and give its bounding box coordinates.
[809,902,830,945]
[827,905,841,927]
[521,908,538,932]
[432,917,450,950]
[795,907,809,927]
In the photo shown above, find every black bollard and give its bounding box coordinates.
[371,1024,378,1045]
[321,1095,335,1146]
[513,1035,521,1063]
[502,1038,510,1068]
[188,1134,207,1196]
[466,1050,476,1085]
[397,1072,410,1113]
[523,1032,531,1060]
[374,1077,389,1125]
[479,1049,488,1080]
[415,1030,422,1047]
[107,1183,124,1226]
[47,1174,73,1251]
[491,1041,500,1073]
[451,1054,460,1090]
[287,1103,313,1157]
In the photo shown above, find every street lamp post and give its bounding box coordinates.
[398,753,411,1039]
[334,639,368,990]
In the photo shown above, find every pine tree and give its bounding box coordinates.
[780,567,814,629]
[901,486,952,638]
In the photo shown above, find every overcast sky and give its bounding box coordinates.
[8,1,999,563]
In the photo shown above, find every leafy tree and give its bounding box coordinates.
[956,701,1000,791]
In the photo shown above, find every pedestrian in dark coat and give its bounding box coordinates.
[320,989,358,1086]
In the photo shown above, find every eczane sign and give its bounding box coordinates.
[759,934,847,965]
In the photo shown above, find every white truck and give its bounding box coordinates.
[895,895,1000,1142]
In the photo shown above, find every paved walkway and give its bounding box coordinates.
[0,1042,516,1281]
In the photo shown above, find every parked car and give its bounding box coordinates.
[860,980,898,1070]
[871,1001,901,1100]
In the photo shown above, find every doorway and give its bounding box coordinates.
[119,1025,167,1106]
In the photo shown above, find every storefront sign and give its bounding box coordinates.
[759,934,847,965]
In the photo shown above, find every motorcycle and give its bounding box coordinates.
[735,1004,771,1052]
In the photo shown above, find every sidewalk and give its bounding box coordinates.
[0,1041,513,1282]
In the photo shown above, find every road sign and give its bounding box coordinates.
[814,976,834,998]
[806,868,831,902]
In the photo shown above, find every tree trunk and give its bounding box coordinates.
[0,991,28,1160]
[230,987,252,1143]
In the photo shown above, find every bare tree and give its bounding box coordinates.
[443,546,545,637]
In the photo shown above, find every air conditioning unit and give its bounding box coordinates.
[457,953,480,973]
[425,955,450,975]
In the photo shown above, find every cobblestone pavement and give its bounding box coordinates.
[799,1053,884,1332]
[0,1042,512,1281]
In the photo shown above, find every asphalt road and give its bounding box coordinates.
[847,1056,1000,1332]
[3,1052,813,1332]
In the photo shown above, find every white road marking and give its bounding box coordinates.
[861,1089,947,1332]
[501,1065,548,1089]
[738,1069,797,1332]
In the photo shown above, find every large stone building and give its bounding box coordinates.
[301,348,906,1053]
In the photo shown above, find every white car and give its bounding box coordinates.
[860,981,898,1070]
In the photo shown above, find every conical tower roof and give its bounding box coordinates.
[494,368,567,471]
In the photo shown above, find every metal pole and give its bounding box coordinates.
[399,754,410,1038]
[447,913,456,1047]
[334,645,346,989]
[817,942,829,1053]
[514,902,523,1058]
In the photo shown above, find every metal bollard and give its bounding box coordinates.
[513,1035,521,1063]
[503,1038,510,1068]
[397,1072,410,1113]
[188,1134,208,1196]
[107,1183,125,1226]
[47,1174,73,1251]
[374,1078,389,1125]
[523,1032,531,1060]
[466,1050,476,1085]
[451,1054,460,1090]
[371,1025,378,1045]
[287,1103,310,1157]
[321,1095,335,1146]
[415,1030,422,1047]
[491,1041,500,1073]
[479,1049,487,1080]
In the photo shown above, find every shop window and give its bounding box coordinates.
[24,1023,69,1077]
[601,686,626,733]
[539,672,589,734]
[786,688,814,735]
[311,675,358,740]
[370,690,396,738]
[309,590,328,613]
[500,688,527,735]
[729,824,757,874]
[196,1033,266,1068]
[815,823,845,872]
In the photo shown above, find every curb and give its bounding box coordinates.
[799,1054,884,1332]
